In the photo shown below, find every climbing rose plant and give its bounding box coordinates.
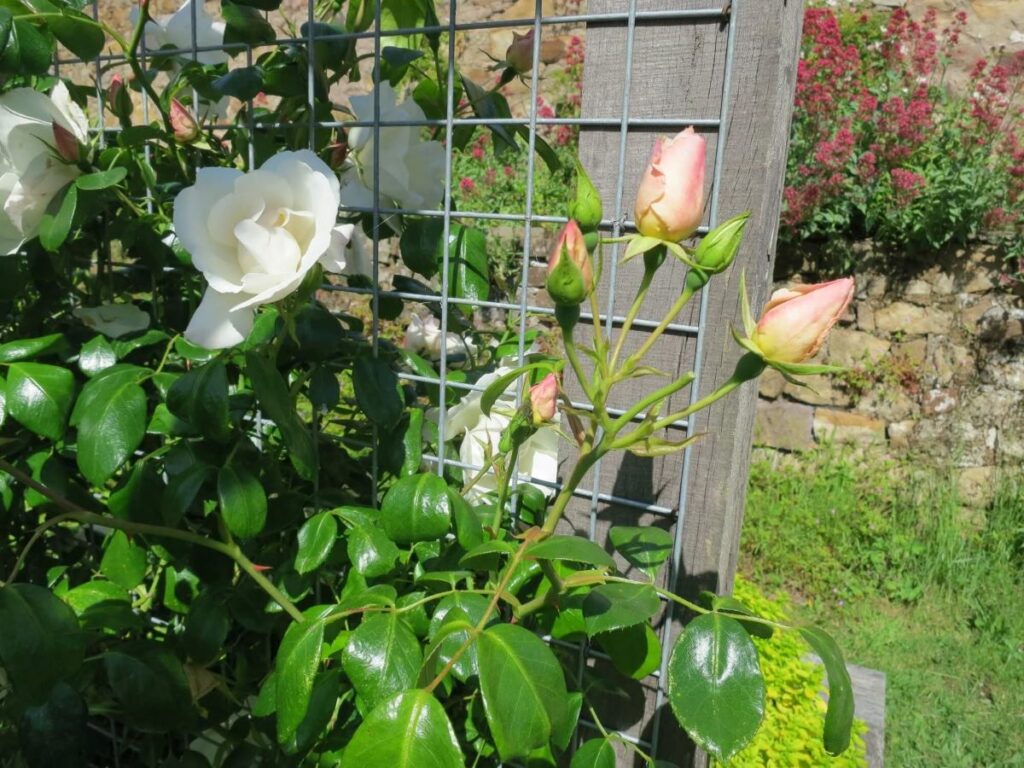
[0,2,858,766]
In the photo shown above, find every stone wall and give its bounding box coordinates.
[753,243,1024,505]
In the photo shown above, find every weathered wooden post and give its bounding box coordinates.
[566,0,806,762]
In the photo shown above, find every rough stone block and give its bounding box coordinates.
[758,368,785,400]
[894,338,928,367]
[826,328,891,368]
[958,466,996,508]
[887,420,916,450]
[753,399,816,451]
[813,409,886,444]
[874,302,952,335]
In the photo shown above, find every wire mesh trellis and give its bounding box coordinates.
[58,0,749,762]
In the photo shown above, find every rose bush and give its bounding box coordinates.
[0,2,860,767]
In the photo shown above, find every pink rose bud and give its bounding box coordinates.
[329,141,349,169]
[634,126,707,242]
[751,278,855,364]
[505,29,535,74]
[52,122,79,162]
[546,219,594,306]
[108,74,133,121]
[528,373,559,425]
[169,98,199,143]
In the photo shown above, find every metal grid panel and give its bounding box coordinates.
[62,1,741,761]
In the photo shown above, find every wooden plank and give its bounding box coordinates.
[570,0,806,763]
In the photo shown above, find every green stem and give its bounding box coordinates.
[607,259,656,375]
[607,372,695,437]
[489,442,520,534]
[540,448,603,536]
[621,282,699,376]
[562,324,596,404]
[0,458,305,623]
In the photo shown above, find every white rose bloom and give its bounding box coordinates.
[0,83,88,255]
[135,0,228,66]
[340,83,445,215]
[404,314,477,365]
[444,366,560,503]
[73,303,150,339]
[173,149,355,349]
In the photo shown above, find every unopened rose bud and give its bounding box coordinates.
[546,220,594,307]
[505,29,535,74]
[108,74,133,122]
[170,98,199,143]
[329,141,348,169]
[751,278,854,364]
[528,373,559,425]
[568,157,602,233]
[694,211,749,274]
[52,122,79,163]
[634,126,706,242]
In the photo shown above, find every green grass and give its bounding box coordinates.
[740,449,1024,767]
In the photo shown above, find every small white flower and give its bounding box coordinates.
[173,149,355,349]
[0,83,88,255]
[444,366,559,503]
[340,83,445,217]
[134,0,227,66]
[404,314,478,364]
[73,303,150,338]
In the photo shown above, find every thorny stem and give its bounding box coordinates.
[0,458,305,623]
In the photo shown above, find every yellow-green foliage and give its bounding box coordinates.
[721,577,869,768]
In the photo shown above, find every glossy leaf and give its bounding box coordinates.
[343,613,422,710]
[217,465,267,539]
[74,371,147,485]
[477,623,570,760]
[167,360,232,442]
[0,584,84,704]
[339,689,463,768]
[275,608,328,744]
[6,362,75,440]
[800,626,855,756]
[667,613,766,761]
[104,646,193,733]
[347,524,400,578]
[595,622,662,680]
[49,8,105,60]
[223,0,276,46]
[78,335,116,376]
[0,20,53,75]
[245,351,317,479]
[445,224,489,316]
[212,65,264,99]
[571,738,617,768]
[353,355,403,429]
[380,472,452,544]
[295,511,337,574]
[399,217,442,278]
[182,589,230,665]
[608,525,674,578]
[0,333,66,362]
[528,535,615,569]
[39,183,77,252]
[582,582,660,636]
[100,530,147,589]
[75,167,127,191]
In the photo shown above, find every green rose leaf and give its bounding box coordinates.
[0,333,66,362]
[800,626,855,756]
[6,362,75,440]
[594,622,662,680]
[608,525,674,578]
[217,465,267,539]
[182,589,231,666]
[78,335,117,376]
[380,472,452,544]
[275,607,329,744]
[167,359,232,442]
[0,583,85,705]
[399,217,443,278]
[74,371,147,485]
[339,689,463,768]
[343,613,422,710]
[582,582,660,636]
[571,738,617,768]
[347,524,401,578]
[0,19,54,75]
[18,681,88,767]
[477,623,570,761]
[245,351,318,480]
[100,530,147,590]
[104,646,194,733]
[667,613,766,761]
[213,65,265,100]
[39,183,77,252]
[223,0,277,46]
[353,355,404,430]
[446,223,489,315]
[75,167,128,191]
[527,535,615,569]
[49,8,105,61]
[294,511,338,575]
